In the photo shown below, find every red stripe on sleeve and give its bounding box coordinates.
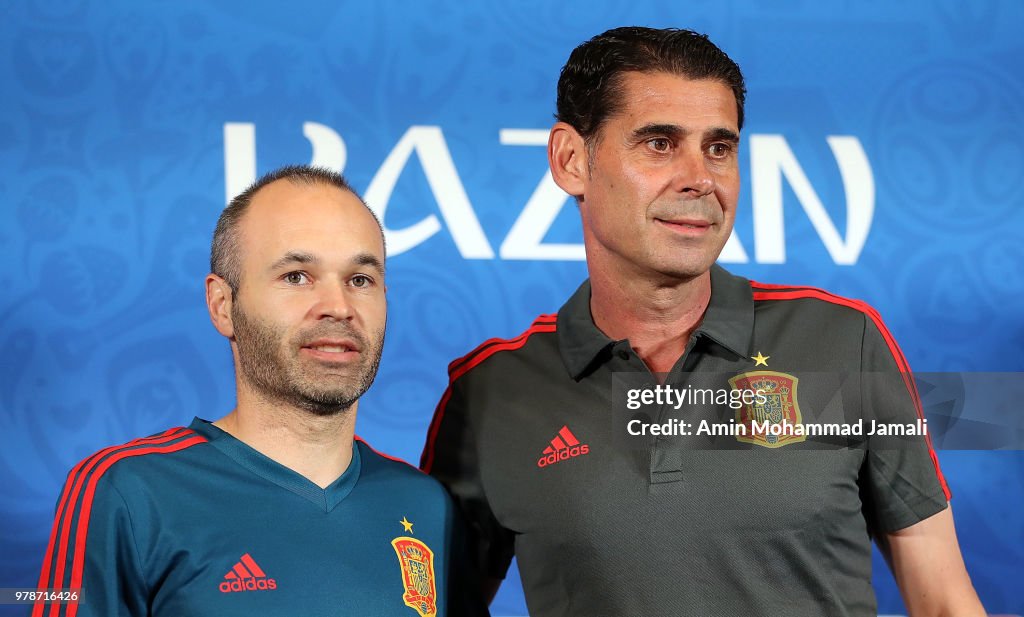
[34,428,190,617]
[420,317,557,473]
[449,322,558,384]
[420,387,456,473]
[750,285,951,501]
[447,314,556,375]
[65,435,207,617]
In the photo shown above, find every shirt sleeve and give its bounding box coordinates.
[34,463,148,617]
[858,312,950,533]
[421,374,515,581]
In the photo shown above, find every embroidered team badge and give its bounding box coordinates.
[391,519,437,617]
[729,370,805,448]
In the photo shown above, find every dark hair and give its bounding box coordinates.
[556,27,746,142]
[210,165,382,293]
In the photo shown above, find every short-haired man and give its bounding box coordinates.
[36,166,485,616]
[422,28,985,616]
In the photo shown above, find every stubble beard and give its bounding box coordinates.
[230,303,384,417]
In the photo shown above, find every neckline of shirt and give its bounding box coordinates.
[188,417,361,512]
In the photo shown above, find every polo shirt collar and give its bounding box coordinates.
[701,264,755,358]
[557,264,754,380]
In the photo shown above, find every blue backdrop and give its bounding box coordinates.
[1,1,1022,615]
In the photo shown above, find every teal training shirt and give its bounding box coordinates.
[35,418,485,616]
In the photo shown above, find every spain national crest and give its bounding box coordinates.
[391,536,437,617]
[729,370,805,448]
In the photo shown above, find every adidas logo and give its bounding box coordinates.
[218,553,278,593]
[537,425,589,468]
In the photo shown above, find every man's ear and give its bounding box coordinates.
[206,274,235,338]
[548,122,588,198]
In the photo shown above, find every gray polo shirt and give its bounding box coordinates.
[422,265,948,617]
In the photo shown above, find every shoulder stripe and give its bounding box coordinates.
[447,314,557,376]
[35,428,207,617]
[66,435,207,616]
[44,429,196,603]
[420,315,557,473]
[749,283,950,500]
[35,427,188,614]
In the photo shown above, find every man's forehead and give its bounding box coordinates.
[239,180,385,260]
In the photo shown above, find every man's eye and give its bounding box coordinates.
[648,138,671,152]
[708,142,733,158]
[284,272,309,285]
[350,274,372,288]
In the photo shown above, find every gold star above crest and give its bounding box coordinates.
[399,516,414,533]
[752,352,770,367]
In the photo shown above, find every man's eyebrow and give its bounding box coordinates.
[630,124,741,146]
[268,251,319,271]
[631,123,686,141]
[354,252,385,276]
[267,250,385,275]
[706,127,741,144]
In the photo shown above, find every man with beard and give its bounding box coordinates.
[421,27,984,616]
[35,166,485,617]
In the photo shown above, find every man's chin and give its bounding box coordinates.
[648,262,715,283]
[635,245,716,278]
[292,377,374,415]
[292,393,358,417]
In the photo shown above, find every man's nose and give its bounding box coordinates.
[312,282,354,321]
[671,149,715,197]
